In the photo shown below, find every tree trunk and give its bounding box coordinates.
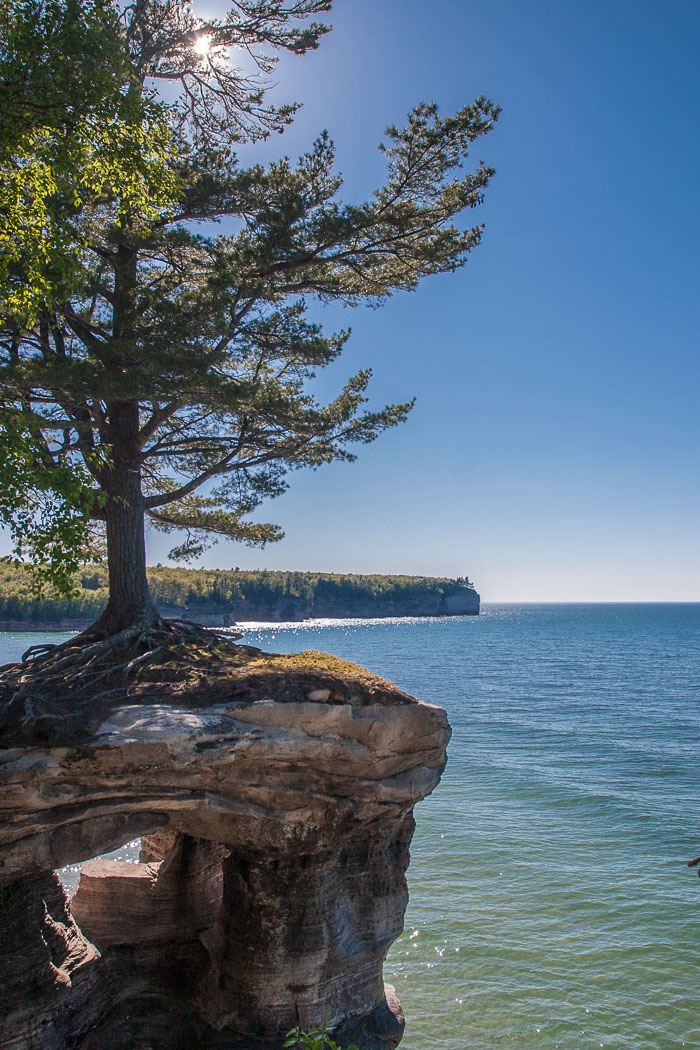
[92,401,159,637]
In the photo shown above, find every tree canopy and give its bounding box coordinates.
[0,0,499,635]
[0,0,177,320]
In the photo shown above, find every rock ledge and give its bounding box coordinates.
[0,645,450,1049]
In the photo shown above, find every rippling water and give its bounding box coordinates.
[3,604,699,1049]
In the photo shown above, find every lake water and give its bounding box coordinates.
[2,604,699,1049]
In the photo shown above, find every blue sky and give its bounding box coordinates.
[154,0,700,600]
[14,0,700,600]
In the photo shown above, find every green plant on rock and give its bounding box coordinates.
[283,1025,358,1050]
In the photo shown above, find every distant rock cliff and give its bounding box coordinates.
[0,584,480,631]
[159,586,481,625]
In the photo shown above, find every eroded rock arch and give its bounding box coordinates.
[0,650,450,1049]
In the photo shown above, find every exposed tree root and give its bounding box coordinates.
[0,617,247,709]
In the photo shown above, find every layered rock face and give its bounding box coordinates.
[0,647,450,1050]
[160,586,480,625]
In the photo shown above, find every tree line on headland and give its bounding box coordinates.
[0,561,477,624]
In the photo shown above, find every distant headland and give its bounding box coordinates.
[0,564,480,631]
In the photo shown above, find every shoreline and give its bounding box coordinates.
[0,607,480,633]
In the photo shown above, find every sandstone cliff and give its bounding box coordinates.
[0,646,451,1050]
[210,586,481,624]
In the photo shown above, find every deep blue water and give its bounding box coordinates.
[2,604,699,1049]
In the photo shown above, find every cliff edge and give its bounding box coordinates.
[160,584,481,625]
[0,645,451,1050]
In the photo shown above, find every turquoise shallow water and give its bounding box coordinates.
[2,604,699,1049]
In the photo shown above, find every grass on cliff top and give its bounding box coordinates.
[208,645,409,704]
[179,641,388,680]
[245,648,395,688]
[199,642,397,690]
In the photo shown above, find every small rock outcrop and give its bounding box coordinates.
[0,646,450,1049]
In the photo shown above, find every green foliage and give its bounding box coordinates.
[0,561,108,621]
[0,0,178,323]
[0,0,178,597]
[283,1025,358,1050]
[0,410,104,595]
[0,0,498,615]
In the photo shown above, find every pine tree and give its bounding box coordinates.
[0,0,499,640]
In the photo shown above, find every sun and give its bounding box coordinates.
[193,34,211,58]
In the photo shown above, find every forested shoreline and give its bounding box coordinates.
[0,563,478,624]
